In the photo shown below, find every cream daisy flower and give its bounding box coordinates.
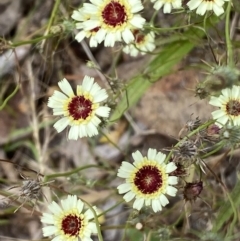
[209,85,240,126]
[48,76,111,140]
[81,0,146,47]
[123,30,156,57]
[117,149,178,213]
[72,8,100,47]
[41,195,98,241]
[151,0,182,13]
[187,0,229,16]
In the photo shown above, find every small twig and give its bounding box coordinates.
[230,12,239,39]
[26,60,43,170]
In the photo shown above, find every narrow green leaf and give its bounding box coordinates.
[213,180,240,232]
[110,35,198,122]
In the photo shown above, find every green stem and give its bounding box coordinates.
[145,22,197,31]
[82,199,104,241]
[0,84,19,110]
[200,141,225,159]
[44,0,61,38]
[10,34,56,47]
[225,0,233,67]
[149,10,158,25]
[44,165,104,182]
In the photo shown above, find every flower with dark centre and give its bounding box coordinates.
[134,165,162,194]
[210,85,240,126]
[102,1,127,27]
[47,77,111,140]
[117,149,178,212]
[61,214,82,236]
[80,0,145,47]
[41,195,98,240]
[68,96,93,120]
[226,100,240,116]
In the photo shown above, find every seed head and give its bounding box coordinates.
[186,116,202,131]
[183,181,203,202]
[175,140,198,161]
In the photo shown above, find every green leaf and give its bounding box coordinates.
[213,180,240,232]
[110,28,204,122]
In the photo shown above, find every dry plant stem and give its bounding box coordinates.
[80,40,108,86]
[124,112,156,136]
[0,49,21,110]
[43,164,103,182]
[0,189,42,216]
[0,159,44,177]
[40,106,51,167]
[26,60,44,171]
[230,12,239,39]
[40,0,61,51]
[206,149,231,178]
[39,106,52,203]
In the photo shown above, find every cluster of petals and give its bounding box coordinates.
[48,76,110,140]
[72,0,146,47]
[123,30,156,57]
[151,0,182,13]
[151,0,228,15]
[41,195,98,241]
[209,85,240,127]
[117,148,178,212]
[187,0,229,16]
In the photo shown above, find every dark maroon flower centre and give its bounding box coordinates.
[61,214,82,236]
[134,165,162,194]
[133,30,145,44]
[226,100,240,116]
[68,96,93,120]
[102,1,127,27]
